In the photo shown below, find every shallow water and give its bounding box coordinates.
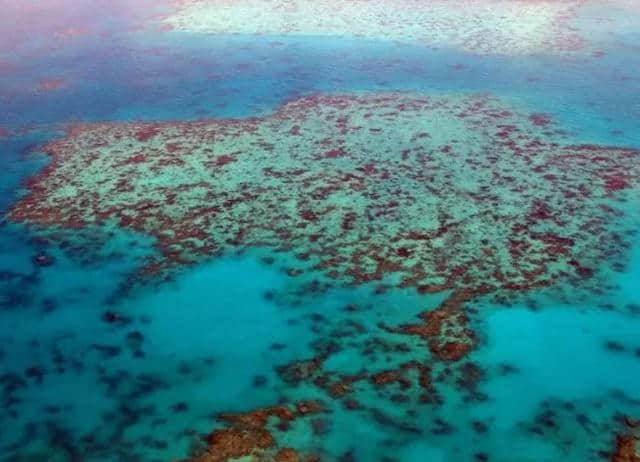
[1,1,640,461]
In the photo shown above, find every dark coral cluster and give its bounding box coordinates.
[186,402,326,462]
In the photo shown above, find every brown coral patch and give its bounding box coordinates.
[613,435,640,462]
[200,427,273,462]
[370,360,432,391]
[612,416,640,462]
[275,448,302,462]
[380,290,476,361]
[188,403,324,462]
[278,355,326,385]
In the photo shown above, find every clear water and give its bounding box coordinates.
[1,1,639,461]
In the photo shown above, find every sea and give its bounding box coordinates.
[1,1,639,461]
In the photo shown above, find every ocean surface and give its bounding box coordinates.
[1,1,639,461]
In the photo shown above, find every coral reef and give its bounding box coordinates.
[9,92,640,298]
[186,402,325,462]
[613,417,640,462]
[163,0,587,55]
[7,91,640,461]
[381,289,475,361]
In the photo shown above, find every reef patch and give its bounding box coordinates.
[9,92,640,300]
[163,0,589,56]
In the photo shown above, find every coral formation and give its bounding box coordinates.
[164,0,587,55]
[9,92,640,298]
[7,91,640,461]
[613,417,640,462]
[186,402,324,462]
[381,289,475,361]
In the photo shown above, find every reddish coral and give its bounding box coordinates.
[200,427,273,462]
[215,154,235,166]
[324,147,347,158]
[134,125,161,142]
[295,400,326,415]
[324,372,369,398]
[604,175,630,193]
[10,93,639,297]
[370,360,432,390]
[612,417,640,462]
[611,416,640,462]
[188,403,323,462]
[613,435,640,462]
[381,290,475,361]
[275,448,302,462]
[278,356,326,384]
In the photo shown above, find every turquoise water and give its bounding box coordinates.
[1,1,640,461]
